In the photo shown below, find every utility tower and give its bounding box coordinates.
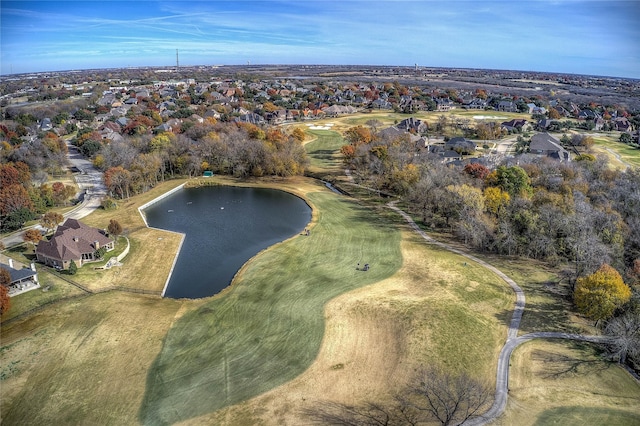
[176,49,179,71]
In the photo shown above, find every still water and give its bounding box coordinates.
[144,186,312,299]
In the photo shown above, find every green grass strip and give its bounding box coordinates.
[140,191,402,425]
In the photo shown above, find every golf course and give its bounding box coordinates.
[1,117,639,425]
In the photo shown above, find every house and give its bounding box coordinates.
[497,101,518,112]
[0,258,39,295]
[435,98,454,111]
[445,137,476,154]
[501,119,530,132]
[529,132,570,162]
[527,103,547,115]
[463,98,488,110]
[40,118,53,131]
[397,117,428,134]
[612,117,632,132]
[35,219,115,270]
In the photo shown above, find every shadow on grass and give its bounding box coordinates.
[534,406,640,426]
[493,300,581,335]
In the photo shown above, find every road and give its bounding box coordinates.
[386,201,618,425]
[0,141,106,249]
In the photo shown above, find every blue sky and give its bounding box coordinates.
[2,1,639,78]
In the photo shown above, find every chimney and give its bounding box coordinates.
[94,241,100,249]
[31,262,36,272]
[8,259,13,268]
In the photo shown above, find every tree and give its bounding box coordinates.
[40,211,64,234]
[0,279,10,315]
[404,367,492,425]
[345,126,373,145]
[488,165,532,198]
[604,313,640,365]
[304,368,491,426]
[0,267,10,286]
[619,133,633,144]
[23,228,43,249]
[107,219,123,237]
[484,186,510,216]
[574,264,632,324]
[68,259,78,275]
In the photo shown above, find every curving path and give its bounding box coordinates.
[0,141,106,249]
[387,201,615,425]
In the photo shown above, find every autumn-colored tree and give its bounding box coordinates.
[0,267,10,287]
[108,219,123,237]
[483,187,510,216]
[51,182,76,206]
[23,228,43,249]
[40,211,64,234]
[104,166,132,199]
[463,163,490,180]
[574,264,632,324]
[344,126,373,145]
[291,127,306,143]
[547,108,562,119]
[340,144,357,163]
[0,184,34,216]
[0,279,10,315]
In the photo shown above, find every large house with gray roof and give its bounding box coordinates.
[529,133,570,162]
[35,219,115,270]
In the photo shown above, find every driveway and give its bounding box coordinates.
[0,141,106,249]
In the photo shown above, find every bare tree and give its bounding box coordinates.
[303,368,491,426]
[403,367,492,426]
[604,313,640,365]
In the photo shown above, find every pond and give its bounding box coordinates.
[144,186,312,299]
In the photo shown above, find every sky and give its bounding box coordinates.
[1,1,639,78]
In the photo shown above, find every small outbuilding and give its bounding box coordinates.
[0,258,39,295]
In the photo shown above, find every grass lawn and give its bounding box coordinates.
[303,128,346,176]
[496,339,640,426]
[177,228,513,425]
[590,134,640,169]
[0,267,86,322]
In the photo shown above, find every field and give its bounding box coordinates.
[2,112,639,425]
[496,339,640,425]
[590,134,640,169]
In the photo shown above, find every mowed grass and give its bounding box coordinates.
[139,190,403,425]
[303,128,346,175]
[590,134,640,169]
[183,232,514,425]
[496,339,640,426]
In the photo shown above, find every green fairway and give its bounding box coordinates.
[139,190,403,425]
[304,128,346,174]
[591,135,640,168]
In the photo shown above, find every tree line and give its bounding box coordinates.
[77,119,308,200]
[341,125,640,371]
